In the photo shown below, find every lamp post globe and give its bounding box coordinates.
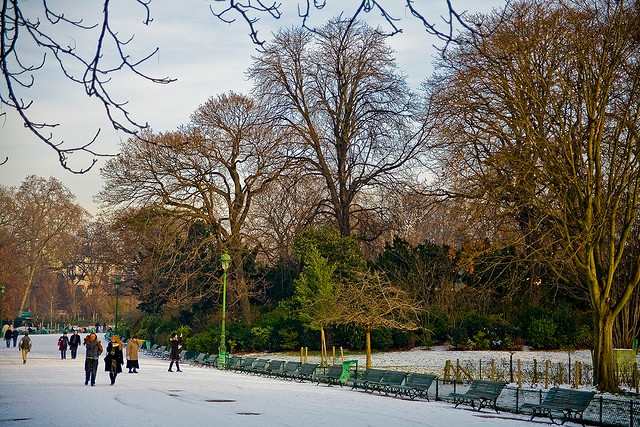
[218,252,232,369]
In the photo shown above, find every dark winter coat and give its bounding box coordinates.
[104,342,124,373]
[169,336,182,361]
[69,333,81,349]
[58,335,69,350]
[4,328,12,340]
[84,335,103,359]
[19,335,32,350]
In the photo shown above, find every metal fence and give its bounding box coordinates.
[407,357,639,391]
[383,358,640,426]
[422,381,640,427]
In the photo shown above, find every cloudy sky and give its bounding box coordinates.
[0,0,504,214]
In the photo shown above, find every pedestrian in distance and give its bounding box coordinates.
[69,330,81,359]
[84,332,103,386]
[126,336,142,373]
[168,333,183,372]
[18,332,32,364]
[104,334,124,385]
[4,325,12,347]
[95,321,100,333]
[12,327,18,347]
[58,332,70,359]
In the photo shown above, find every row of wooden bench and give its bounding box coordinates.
[142,348,596,426]
[225,357,596,426]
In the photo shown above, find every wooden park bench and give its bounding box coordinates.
[293,362,318,382]
[145,344,158,355]
[273,361,300,379]
[234,357,256,373]
[151,345,168,359]
[393,373,437,401]
[315,365,346,387]
[224,355,241,370]
[449,379,507,412]
[246,358,269,375]
[350,368,387,392]
[189,352,208,367]
[263,360,285,376]
[202,354,218,368]
[521,387,596,426]
[370,370,408,395]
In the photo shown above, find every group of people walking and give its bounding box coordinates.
[4,325,18,347]
[7,327,183,385]
[81,332,144,386]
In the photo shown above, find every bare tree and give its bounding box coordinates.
[427,0,640,391]
[342,271,421,368]
[0,1,175,172]
[247,172,324,266]
[2,0,483,171]
[99,92,292,322]
[249,18,429,237]
[0,176,89,317]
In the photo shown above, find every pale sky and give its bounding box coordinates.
[0,1,504,214]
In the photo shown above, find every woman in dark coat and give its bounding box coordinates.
[58,332,69,359]
[168,333,182,372]
[104,334,124,385]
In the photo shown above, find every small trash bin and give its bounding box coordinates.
[340,359,358,384]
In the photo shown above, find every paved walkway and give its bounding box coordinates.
[0,334,534,427]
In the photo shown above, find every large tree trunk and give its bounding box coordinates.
[592,310,618,392]
[19,265,36,315]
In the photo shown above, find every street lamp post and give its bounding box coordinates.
[0,285,5,327]
[114,277,122,335]
[218,252,232,369]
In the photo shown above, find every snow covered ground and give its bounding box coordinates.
[0,333,549,427]
[266,345,593,374]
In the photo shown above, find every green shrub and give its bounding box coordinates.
[527,317,557,349]
[553,305,577,347]
[450,327,470,350]
[468,330,491,350]
[278,328,299,351]
[575,324,593,348]
[371,328,394,350]
[250,326,273,351]
[186,328,219,354]
[332,324,365,350]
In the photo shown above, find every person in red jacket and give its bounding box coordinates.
[58,332,70,359]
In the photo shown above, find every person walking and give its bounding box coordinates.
[104,334,124,385]
[11,327,18,347]
[95,321,100,333]
[126,336,142,373]
[18,332,32,364]
[4,326,12,347]
[84,332,103,386]
[69,330,81,359]
[168,333,182,372]
[58,332,70,359]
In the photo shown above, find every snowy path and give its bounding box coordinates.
[0,334,538,426]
